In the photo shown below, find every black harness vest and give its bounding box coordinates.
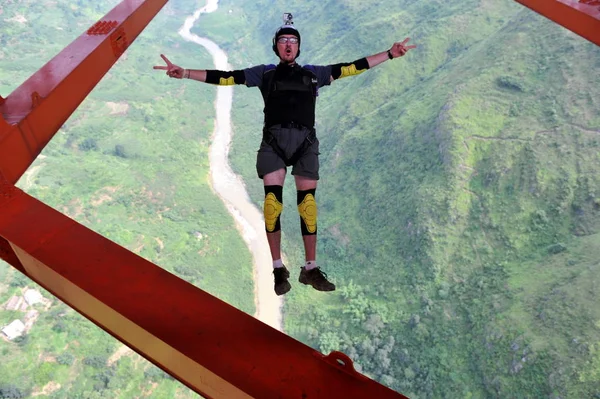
[261,64,318,121]
[261,64,318,166]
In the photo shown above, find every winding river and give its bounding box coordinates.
[178,1,283,331]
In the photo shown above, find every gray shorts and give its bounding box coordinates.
[256,125,320,180]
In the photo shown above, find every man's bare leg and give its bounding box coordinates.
[264,168,290,295]
[266,231,282,261]
[264,168,286,261]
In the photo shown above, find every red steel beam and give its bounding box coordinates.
[0,171,23,273]
[0,238,25,275]
[0,0,170,184]
[514,0,600,46]
[3,0,595,396]
[4,0,595,396]
[0,179,408,399]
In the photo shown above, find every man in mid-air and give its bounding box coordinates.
[155,13,416,296]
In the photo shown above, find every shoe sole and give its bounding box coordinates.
[299,278,335,292]
[275,281,291,296]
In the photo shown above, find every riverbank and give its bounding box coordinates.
[178,0,283,331]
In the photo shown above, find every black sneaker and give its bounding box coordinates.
[273,266,291,296]
[299,267,336,292]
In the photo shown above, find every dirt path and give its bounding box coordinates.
[19,155,46,190]
[107,345,133,366]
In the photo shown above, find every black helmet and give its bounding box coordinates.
[272,13,301,58]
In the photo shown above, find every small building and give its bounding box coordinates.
[2,320,26,340]
[24,289,43,306]
[4,295,22,311]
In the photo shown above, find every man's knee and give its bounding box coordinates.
[264,185,283,233]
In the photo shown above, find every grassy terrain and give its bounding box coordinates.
[1,0,253,397]
[1,0,600,398]
[223,1,600,398]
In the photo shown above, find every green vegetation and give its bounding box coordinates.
[1,0,253,397]
[1,0,600,398]
[223,1,600,398]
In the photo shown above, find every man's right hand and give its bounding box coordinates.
[153,54,185,79]
[390,38,417,58]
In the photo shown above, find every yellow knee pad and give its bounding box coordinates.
[297,189,317,235]
[264,185,283,233]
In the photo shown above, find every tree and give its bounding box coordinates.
[78,137,98,151]
[83,355,108,368]
[57,352,75,366]
[0,385,28,399]
[8,272,29,288]
[363,313,385,336]
[114,144,128,158]
[319,331,341,355]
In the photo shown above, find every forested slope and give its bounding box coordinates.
[224,1,600,398]
[1,1,254,397]
[1,0,599,398]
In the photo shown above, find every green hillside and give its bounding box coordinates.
[1,0,600,398]
[1,1,253,397]
[221,1,600,397]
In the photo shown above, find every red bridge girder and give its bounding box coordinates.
[0,176,407,399]
[2,0,596,397]
[514,0,600,46]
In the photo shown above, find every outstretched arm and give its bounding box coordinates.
[153,54,245,85]
[366,38,416,68]
[153,54,207,81]
[183,69,208,82]
[329,37,416,82]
